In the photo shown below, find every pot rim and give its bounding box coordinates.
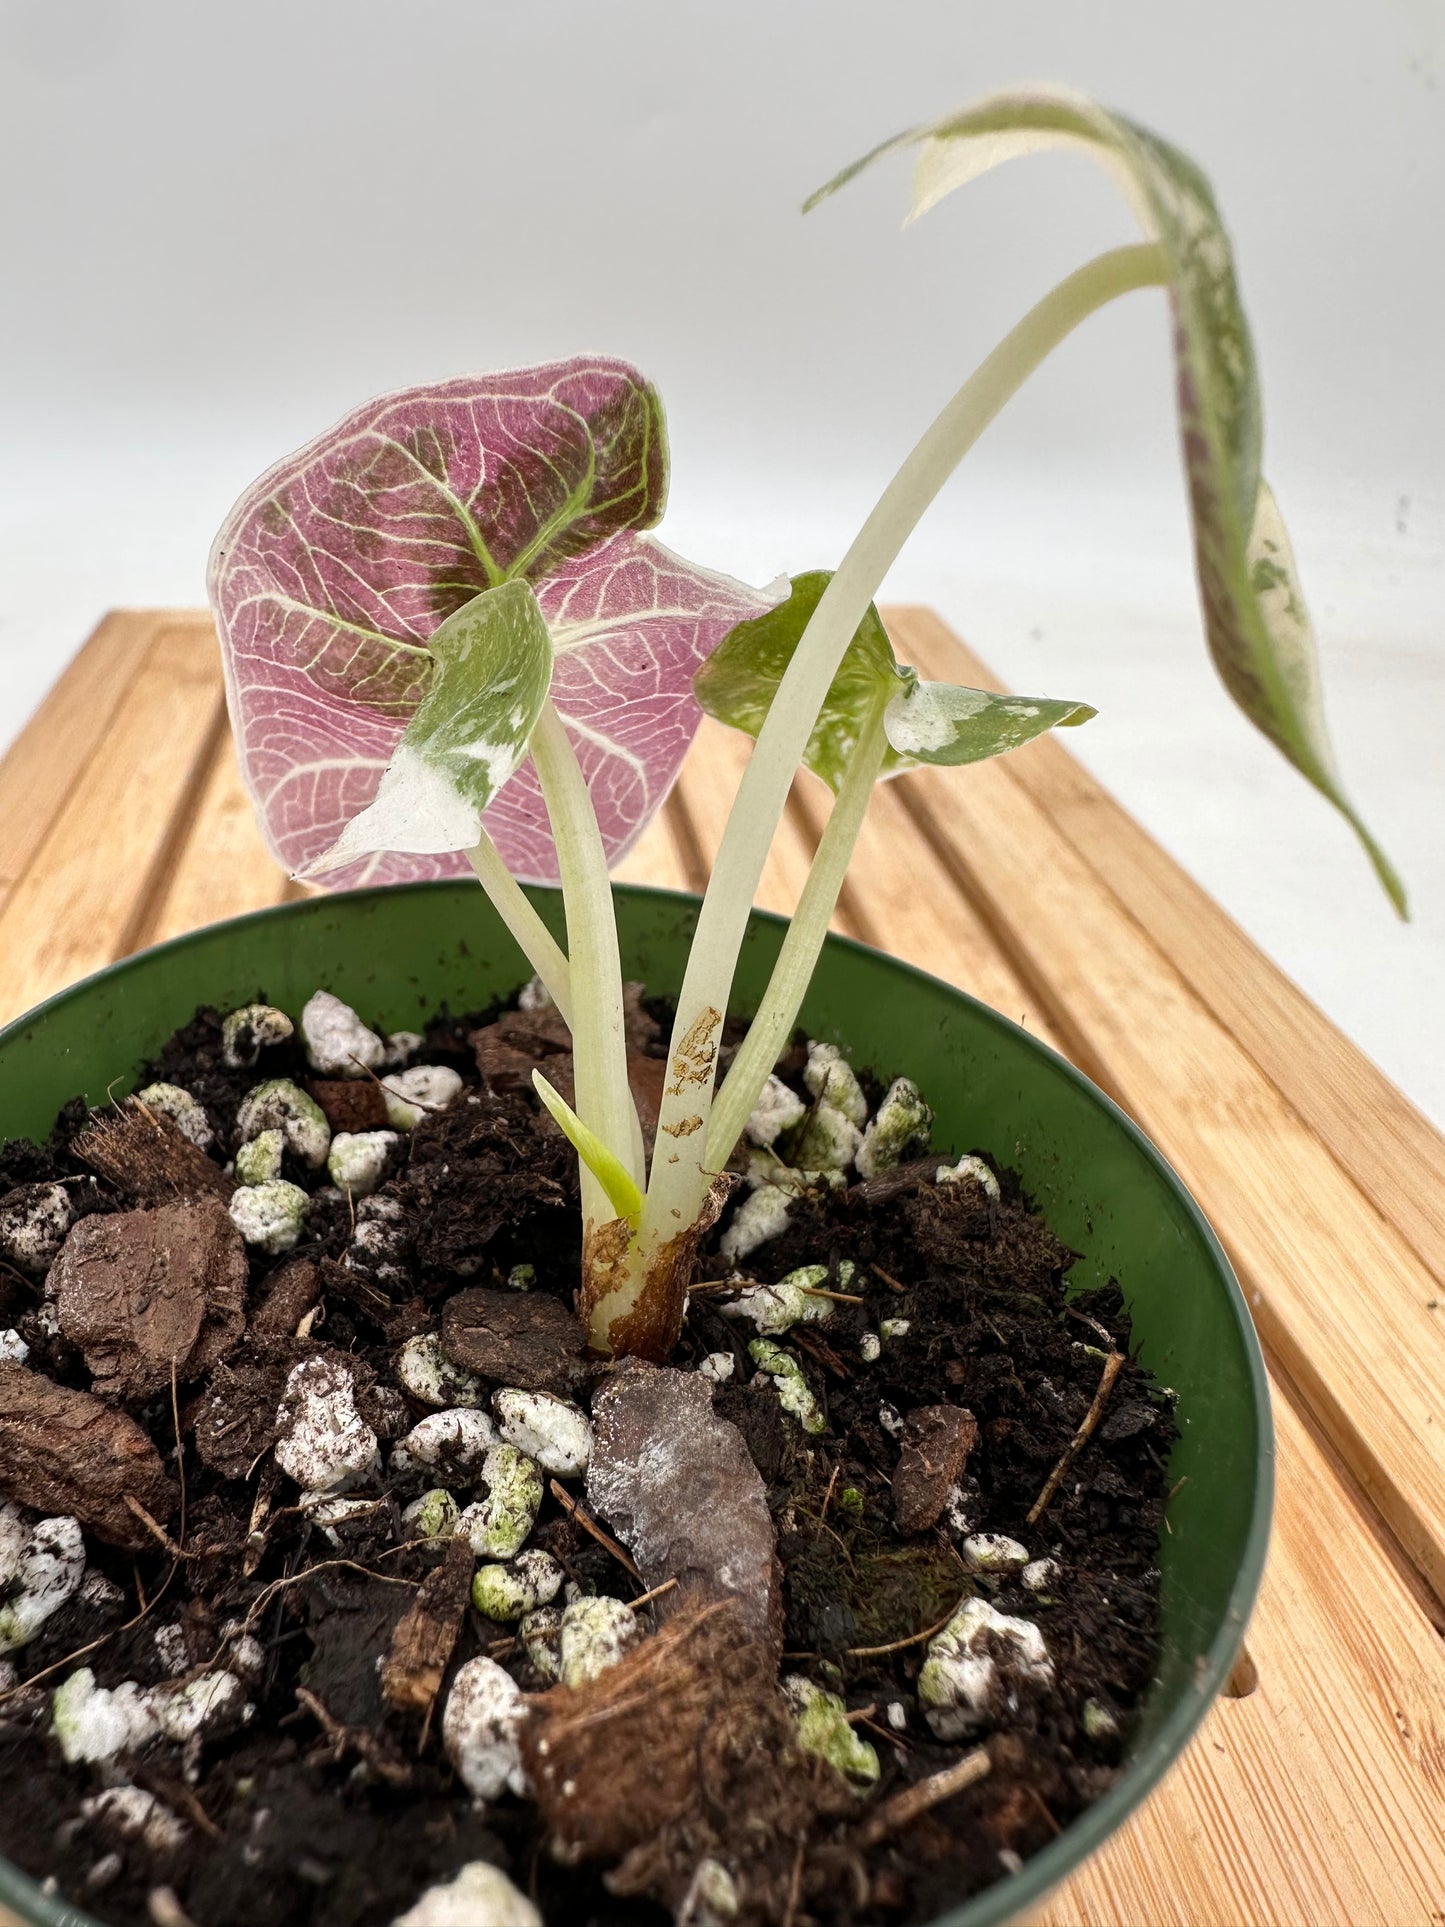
[0,880,1274,1927]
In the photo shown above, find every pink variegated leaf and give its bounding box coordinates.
[208,358,774,887]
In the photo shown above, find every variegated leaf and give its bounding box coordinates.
[808,87,1404,912]
[306,579,553,874]
[696,571,1092,790]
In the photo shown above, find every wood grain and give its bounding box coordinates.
[137,730,293,948]
[0,609,1441,1927]
[1036,1380,1445,1927]
[0,613,226,1025]
[884,604,1445,1294]
[879,610,1445,1610]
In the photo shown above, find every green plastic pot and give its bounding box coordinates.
[0,882,1271,1927]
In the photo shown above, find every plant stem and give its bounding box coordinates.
[529,702,640,1234]
[465,830,574,1025]
[647,240,1166,1236]
[702,702,889,1174]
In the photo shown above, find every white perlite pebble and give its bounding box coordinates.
[0,1511,85,1653]
[229,1179,310,1254]
[697,1352,735,1385]
[233,1129,284,1186]
[220,1004,294,1070]
[52,1668,160,1764]
[458,1447,543,1561]
[886,1702,908,1733]
[149,1670,251,1744]
[391,1409,498,1486]
[744,1074,808,1149]
[936,1154,1001,1200]
[302,990,386,1079]
[1022,1558,1060,1593]
[471,1550,563,1622]
[154,1626,190,1678]
[918,1598,1053,1740]
[879,1318,911,1341]
[383,1031,426,1069]
[442,1657,530,1801]
[855,1077,934,1180]
[274,1357,380,1495]
[678,1858,740,1927]
[858,1332,881,1364]
[558,1595,642,1688]
[0,1329,28,1365]
[803,1041,867,1126]
[381,1065,464,1132]
[0,1183,74,1276]
[749,1341,826,1435]
[235,1079,331,1168]
[721,1263,841,1336]
[135,1083,215,1149]
[517,975,553,1012]
[328,1131,399,1198]
[80,1788,188,1856]
[964,1534,1030,1573]
[397,1334,487,1410]
[493,1389,592,1478]
[393,1860,541,1927]
[718,1184,792,1265]
[793,1102,863,1176]
[402,1489,462,1543]
[519,1606,563,1682]
[301,1494,382,1544]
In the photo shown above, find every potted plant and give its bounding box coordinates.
[0,85,1394,1927]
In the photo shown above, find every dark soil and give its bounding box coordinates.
[0,990,1176,1927]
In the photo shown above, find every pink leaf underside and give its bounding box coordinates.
[209,359,777,886]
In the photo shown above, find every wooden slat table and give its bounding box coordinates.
[1,610,1442,1927]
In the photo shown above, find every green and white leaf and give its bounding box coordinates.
[307,579,553,874]
[695,572,1092,790]
[883,677,1093,770]
[808,85,1405,913]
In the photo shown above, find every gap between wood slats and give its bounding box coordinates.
[884,604,1445,1294]
[876,610,1445,1609]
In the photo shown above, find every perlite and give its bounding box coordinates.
[235,1079,331,1168]
[396,1333,487,1410]
[393,1863,542,1927]
[782,1676,880,1790]
[936,1153,1001,1200]
[441,1657,530,1801]
[301,989,386,1079]
[229,1179,310,1254]
[558,1595,641,1687]
[220,1003,294,1069]
[273,1356,380,1494]
[749,1340,827,1434]
[327,1130,400,1198]
[743,1073,807,1148]
[471,1549,564,1621]
[135,1082,215,1148]
[0,1510,84,1654]
[803,1041,867,1126]
[458,1446,544,1560]
[0,1182,74,1276]
[717,1184,792,1265]
[721,1263,840,1336]
[918,1597,1053,1740]
[381,1064,464,1131]
[492,1388,592,1478]
[855,1076,933,1178]
[391,1408,498,1486]
[233,1129,284,1186]
[401,1488,462,1543]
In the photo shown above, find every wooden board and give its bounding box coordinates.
[0,608,1442,1927]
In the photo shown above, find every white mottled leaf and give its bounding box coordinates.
[809,86,1404,912]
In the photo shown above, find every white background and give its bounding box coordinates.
[2,0,1441,1119]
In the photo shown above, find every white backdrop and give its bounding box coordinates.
[2,0,1441,1118]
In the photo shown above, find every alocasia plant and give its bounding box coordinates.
[210,86,1402,1365]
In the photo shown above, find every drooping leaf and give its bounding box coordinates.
[695,572,1092,790]
[209,360,782,887]
[808,87,1405,913]
[305,579,553,875]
